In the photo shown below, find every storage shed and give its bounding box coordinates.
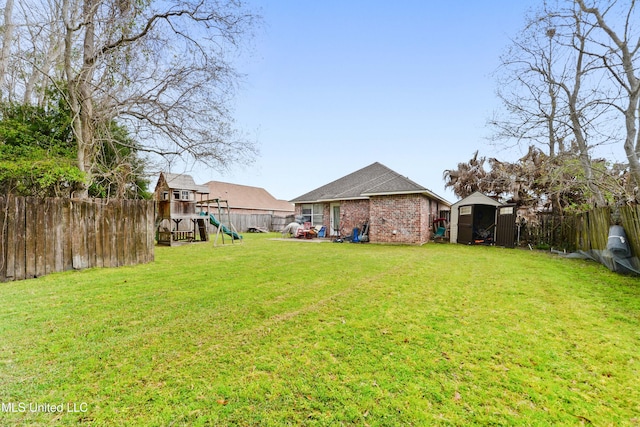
[450,192,516,247]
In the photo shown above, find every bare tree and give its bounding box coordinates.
[3,0,259,197]
[491,11,570,158]
[551,4,608,206]
[492,2,611,207]
[575,0,640,198]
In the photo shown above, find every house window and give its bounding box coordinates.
[173,190,180,200]
[301,203,323,226]
[162,191,169,200]
[182,190,191,200]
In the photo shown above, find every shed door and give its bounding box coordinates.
[457,205,473,244]
[495,204,516,248]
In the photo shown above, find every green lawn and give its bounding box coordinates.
[1,233,639,426]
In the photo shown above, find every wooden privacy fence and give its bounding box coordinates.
[520,205,640,255]
[0,197,155,282]
[620,205,640,258]
[574,205,640,257]
[225,213,295,232]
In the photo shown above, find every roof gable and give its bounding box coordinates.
[291,162,447,204]
[156,172,201,192]
[451,191,503,208]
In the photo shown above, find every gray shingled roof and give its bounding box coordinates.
[291,162,449,204]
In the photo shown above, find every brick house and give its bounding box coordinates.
[290,162,451,244]
[204,181,294,216]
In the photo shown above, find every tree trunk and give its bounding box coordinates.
[624,94,640,194]
[64,0,97,198]
[565,13,606,207]
[0,0,15,100]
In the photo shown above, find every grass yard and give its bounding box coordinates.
[1,233,639,426]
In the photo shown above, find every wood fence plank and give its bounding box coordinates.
[43,198,55,275]
[81,201,90,269]
[52,198,64,273]
[34,197,46,277]
[100,201,111,268]
[86,200,97,268]
[146,200,154,262]
[137,201,146,263]
[123,200,132,266]
[577,212,587,251]
[621,205,640,258]
[14,197,26,280]
[116,199,125,266]
[136,201,145,264]
[109,201,118,268]
[98,202,107,268]
[596,208,610,250]
[94,201,103,268]
[0,197,5,282]
[24,197,37,279]
[5,197,16,281]
[70,200,84,269]
[128,200,136,265]
[62,199,73,271]
[147,201,156,263]
[132,201,140,265]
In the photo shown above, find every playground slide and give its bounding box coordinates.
[201,212,242,240]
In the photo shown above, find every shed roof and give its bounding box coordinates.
[451,191,503,208]
[291,162,450,205]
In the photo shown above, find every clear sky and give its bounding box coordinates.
[184,0,541,203]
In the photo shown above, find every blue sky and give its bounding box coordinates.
[186,0,540,203]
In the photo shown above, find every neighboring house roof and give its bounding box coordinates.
[195,185,210,195]
[291,162,450,205]
[204,181,294,213]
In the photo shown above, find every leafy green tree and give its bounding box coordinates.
[0,101,150,198]
[0,102,83,197]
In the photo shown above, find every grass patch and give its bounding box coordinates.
[1,234,639,425]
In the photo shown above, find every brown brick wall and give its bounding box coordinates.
[369,194,432,244]
[295,194,442,244]
[339,200,370,237]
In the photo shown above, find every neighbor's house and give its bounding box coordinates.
[154,172,210,245]
[204,181,294,216]
[204,181,294,231]
[290,162,450,245]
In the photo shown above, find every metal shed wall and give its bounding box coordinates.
[449,192,503,244]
